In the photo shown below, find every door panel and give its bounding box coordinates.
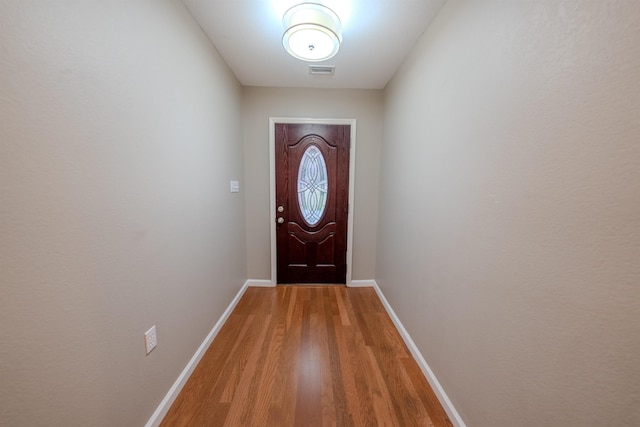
[275,123,350,284]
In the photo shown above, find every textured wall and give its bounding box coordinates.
[242,87,383,281]
[378,0,640,425]
[0,1,245,425]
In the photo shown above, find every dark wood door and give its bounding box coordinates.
[275,123,350,284]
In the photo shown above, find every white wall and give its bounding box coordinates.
[378,0,640,425]
[0,1,245,425]
[242,87,383,281]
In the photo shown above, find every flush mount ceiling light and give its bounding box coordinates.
[282,3,342,62]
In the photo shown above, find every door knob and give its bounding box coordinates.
[277,217,284,224]
[277,205,284,213]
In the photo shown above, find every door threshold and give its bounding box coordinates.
[276,283,346,287]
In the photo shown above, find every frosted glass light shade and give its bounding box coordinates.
[282,3,342,62]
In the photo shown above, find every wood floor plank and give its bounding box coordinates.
[402,358,454,427]
[160,286,452,427]
[322,289,348,427]
[223,314,272,426]
[333,286,351,326]
[266,288,303,426]
[339,289,380,426]
[249,310,286,426]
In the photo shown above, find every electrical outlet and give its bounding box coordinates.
[144,325,157,355]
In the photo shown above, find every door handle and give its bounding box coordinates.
[277,217,284,224]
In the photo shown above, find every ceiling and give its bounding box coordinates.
[182,0,446,89]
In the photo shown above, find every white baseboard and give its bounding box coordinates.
[246,279,276,287]
[145,280,250,427]
[348,279,376,287]
[372,281,466,427]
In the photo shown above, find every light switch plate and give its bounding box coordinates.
[230,180,240,193]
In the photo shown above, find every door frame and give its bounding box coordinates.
[269,117,357,286]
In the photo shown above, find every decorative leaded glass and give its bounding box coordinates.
[297,145,328,226]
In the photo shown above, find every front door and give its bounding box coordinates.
[275,123,350,284]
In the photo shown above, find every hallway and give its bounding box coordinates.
[2,1,639,426]
[160,286,452,426]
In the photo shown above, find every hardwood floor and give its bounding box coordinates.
[160,286,453,427]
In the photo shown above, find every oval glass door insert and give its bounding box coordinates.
[297,145,328,226]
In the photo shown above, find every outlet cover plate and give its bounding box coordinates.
[144,325,157,355]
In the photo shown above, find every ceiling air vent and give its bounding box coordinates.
[309,65,335,75]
